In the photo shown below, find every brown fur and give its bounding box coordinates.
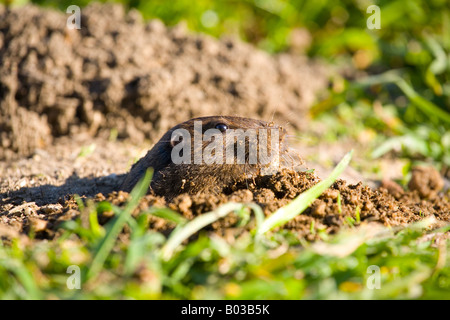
[120,116,299,199]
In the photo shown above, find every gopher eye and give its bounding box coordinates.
[215,123,228,132]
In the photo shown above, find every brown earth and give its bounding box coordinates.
[1,165,448,241]
[0,3,327,160]
[0,4,448,241]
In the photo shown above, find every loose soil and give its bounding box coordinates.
[0,4,448,242]
[0,3,327,160]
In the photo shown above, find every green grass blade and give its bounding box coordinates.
[125,169,154,211]
[161,202,264,260]
[424,35,447,75]
[144,207,188,225]
[395,78,450,124]
[258,150,353,234]
[89,208,104,238]
[356,72,450,124]
[0,259,42,299]
[87,169,153,280]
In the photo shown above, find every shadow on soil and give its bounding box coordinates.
[0,173,126,208]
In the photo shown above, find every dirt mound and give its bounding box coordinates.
[0,3,327,160]
[1,167,448,241]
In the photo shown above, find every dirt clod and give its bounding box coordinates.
[408,166,444,199]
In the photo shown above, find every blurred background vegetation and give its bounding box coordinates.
[5,0,450,175]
